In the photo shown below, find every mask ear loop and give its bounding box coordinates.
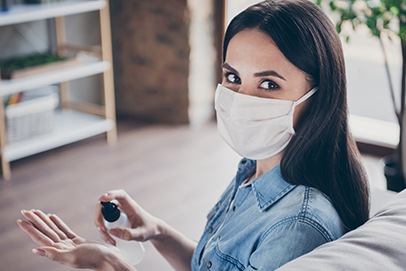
[294,87,319,106]
[289,87,319,134]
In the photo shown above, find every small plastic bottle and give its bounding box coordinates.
[100,201,145,265]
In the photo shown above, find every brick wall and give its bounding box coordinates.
[110,0,190,124]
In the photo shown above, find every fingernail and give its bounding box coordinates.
[33,248,46,257]
[21,210,27,214]
[99,193,109,201]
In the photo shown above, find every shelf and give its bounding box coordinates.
[3,109,113,162]
[0,0,106,27]
[0,59,110,96]
[0,0,116,180]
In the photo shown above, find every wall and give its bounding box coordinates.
[1,0,219,126]
[110,0,191,124]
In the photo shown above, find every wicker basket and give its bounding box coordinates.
[6,86,59,143]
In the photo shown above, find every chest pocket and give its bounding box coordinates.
[199,242,245,271]
[195,196,232,266]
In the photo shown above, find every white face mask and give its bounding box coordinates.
[214,84,318,160]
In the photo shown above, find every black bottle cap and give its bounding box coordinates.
[100,201,121,222]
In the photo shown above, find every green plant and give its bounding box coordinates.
[315,0,406,190]
[0,52,68,79]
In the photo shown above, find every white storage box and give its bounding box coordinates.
[6,86,59,143]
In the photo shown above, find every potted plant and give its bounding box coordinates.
[316,0,406,191]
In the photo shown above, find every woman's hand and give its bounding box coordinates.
[17,210,136,271]
[95,189,161,246]
[96,190,196,271]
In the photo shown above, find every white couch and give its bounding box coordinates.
[277,188,405,270]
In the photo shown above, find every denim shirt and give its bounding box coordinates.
[191,158,346,271]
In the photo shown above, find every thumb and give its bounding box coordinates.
[109,227,145,242]
[109,227,132,241]
[33,247,72,265]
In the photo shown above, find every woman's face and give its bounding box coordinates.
[222,29,312,124]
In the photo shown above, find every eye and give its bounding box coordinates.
[224,72,241,84]
[260,80,280,90]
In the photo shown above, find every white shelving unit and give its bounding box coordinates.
[0,0,106,26]
[0,0,116,180]
[0,58,110,96]
[4,110,113,162]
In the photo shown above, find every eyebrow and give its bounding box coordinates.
[222,63,286,81]
[222,63,239,75]
[254,70,286,81]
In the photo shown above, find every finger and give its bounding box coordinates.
[48,214,77,239]
[21,210,61,242]
[99,189,137,214]
[94,202,115,246]
[98,226,116,246]
[17,219,54,246]
[33,246,125,270]
[98,189,139,244]
[109,227,146,242]
[94,201,106,230]
[33,247,74,267]
[32,210,68,240]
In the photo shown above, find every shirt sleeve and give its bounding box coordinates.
[247,218,331,270]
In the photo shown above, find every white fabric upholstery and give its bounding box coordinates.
[277,189,406,271]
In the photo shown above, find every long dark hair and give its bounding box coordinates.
[223,0,369,230]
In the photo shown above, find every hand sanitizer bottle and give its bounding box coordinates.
[101,201,145,265]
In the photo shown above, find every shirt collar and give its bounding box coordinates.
[236,158,296,212]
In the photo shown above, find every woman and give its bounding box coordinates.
[18,0,370,270]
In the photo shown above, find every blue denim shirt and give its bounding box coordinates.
[191,158,346,271]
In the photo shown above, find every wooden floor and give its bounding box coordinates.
[0,120,242,271]
[0,119,389,271]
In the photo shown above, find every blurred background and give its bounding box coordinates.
[0,0,403,270]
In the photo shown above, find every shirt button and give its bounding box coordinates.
[207,261,212,268]
[232,205,236,211]
[208,226,213,233]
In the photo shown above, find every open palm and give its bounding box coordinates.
[17,209,125,270]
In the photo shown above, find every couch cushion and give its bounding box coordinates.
[277,189,406,271]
